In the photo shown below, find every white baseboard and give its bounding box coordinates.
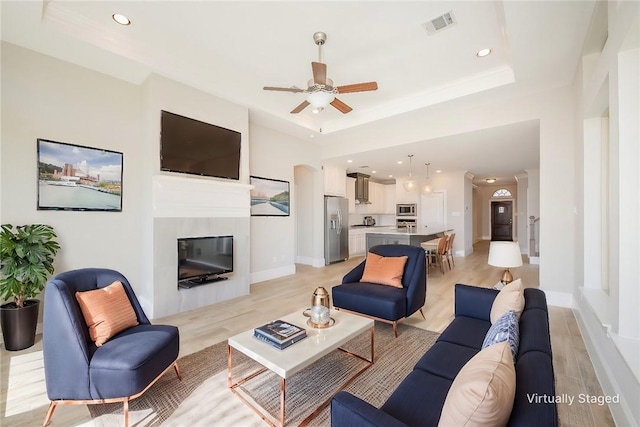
[574,296,640,427]
[250,264,296,284]
[295,256,325,268]
[541,289,575,308]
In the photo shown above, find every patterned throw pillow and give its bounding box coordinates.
[482,310,519,362]
[76,281,139,347]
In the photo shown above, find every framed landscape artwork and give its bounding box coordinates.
[37,139,123,211]
[250,176,290,216]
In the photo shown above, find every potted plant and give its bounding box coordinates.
[0,224,60,351]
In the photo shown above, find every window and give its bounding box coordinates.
[492,189,512,197]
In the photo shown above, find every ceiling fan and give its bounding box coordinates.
[263,32,378,114]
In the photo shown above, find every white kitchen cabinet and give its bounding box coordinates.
[346,177,356,213]
[356,233,366,254]
[384,184,396,214]
[349,233,357,256]
[323,164,346,197]
[353,182,396,214]
[348,228,367,256]
[368,182,378,213]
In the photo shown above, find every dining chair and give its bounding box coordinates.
[420,238,439,271]
[433,236,449,274]
[445,233,456,268]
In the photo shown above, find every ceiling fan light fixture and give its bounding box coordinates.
[306,91,335,109]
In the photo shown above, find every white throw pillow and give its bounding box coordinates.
[490,278,524,324]
[438,341,516,427]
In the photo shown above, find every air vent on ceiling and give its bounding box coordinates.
[422,11,457,35]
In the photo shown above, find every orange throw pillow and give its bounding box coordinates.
[360,252,408,288]
[76,281,139,347]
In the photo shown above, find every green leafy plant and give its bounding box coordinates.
[0,224,60,308]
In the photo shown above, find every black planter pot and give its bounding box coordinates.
[1,299,40,351]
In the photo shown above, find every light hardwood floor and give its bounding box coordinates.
[0,241,615,426]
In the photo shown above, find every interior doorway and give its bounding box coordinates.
[491,200,513,241]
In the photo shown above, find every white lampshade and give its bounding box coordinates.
[488,241,523,268]
[306,91,335,109]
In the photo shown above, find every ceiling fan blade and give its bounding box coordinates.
[263,86,305,93]
[330,98,353,114]
[290,100,310,114]
[312,62,327,86]
[336,82,378,94]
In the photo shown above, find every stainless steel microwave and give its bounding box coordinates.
[396,203,417,216]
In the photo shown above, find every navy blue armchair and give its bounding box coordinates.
[332,245,426,337]
[42,268,181,427]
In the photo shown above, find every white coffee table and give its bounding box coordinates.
[227,309,374,426]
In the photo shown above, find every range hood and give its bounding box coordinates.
[347,172,371,204]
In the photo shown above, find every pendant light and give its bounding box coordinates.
[403,155,417,192]
[423,162,433,194]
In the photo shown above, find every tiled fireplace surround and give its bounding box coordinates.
[150,175,252,318]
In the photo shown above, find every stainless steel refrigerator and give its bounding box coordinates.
[324,196,349,265]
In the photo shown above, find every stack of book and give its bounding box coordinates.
[254,320,307,350]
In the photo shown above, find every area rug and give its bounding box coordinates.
[89,322,439,427]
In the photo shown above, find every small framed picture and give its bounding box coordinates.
[250,176,290,216]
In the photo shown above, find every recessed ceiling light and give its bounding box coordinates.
[476,48,492,58]
[347,159,353,163]
[397,161,403,164]
[309,135,315,138]
[436,170,442,173]
[112,13,131,26]
[486,178,496,183]
[388,174,393,178]
[371,170,377,174]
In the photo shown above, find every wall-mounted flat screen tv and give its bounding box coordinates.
[177,235,234,287]
[37,139,123,211]
[160,110,241,180]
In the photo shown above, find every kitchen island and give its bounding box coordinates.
[365,228,452,252]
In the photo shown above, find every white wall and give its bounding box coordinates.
[1,42,145,292]
[142,74,251,318]
[0,43,256,319]
[249,123,323,281]
[515,174,529,254]
[573,2,640,425]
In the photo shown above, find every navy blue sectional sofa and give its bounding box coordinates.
[331,284,557,427]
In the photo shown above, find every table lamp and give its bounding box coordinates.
[488,241,523,284]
